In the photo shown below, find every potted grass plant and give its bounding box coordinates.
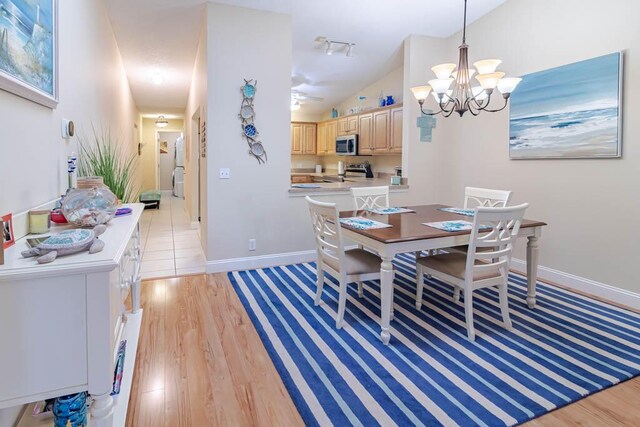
[77,127,139,203]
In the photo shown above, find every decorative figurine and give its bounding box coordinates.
[21,225,107,264]
[53,392,87,427]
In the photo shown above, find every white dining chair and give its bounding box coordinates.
[415,203,529,341]
[306,196,386,329]
[350,186,390,210]
[464,186,512,209]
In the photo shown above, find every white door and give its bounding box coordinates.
[158,131,181,191]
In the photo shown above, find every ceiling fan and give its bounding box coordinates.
[291,91,324,111]
[291,91,324,103]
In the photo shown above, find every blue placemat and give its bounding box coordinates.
[340,217,392,230]
[438,207,476,216]
[366,207,415,215]
[423,220,491,232]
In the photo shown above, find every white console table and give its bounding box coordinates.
[0,204,144,427]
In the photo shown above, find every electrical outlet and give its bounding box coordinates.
[219,168,231,179]
[248,239,256,251]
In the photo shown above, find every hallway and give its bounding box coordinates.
[139,192,206,279]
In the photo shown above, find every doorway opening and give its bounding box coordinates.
[157,130,185,197]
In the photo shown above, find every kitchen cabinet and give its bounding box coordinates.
[337,116,358,136]
[372,110,390,152]
[316,122,327,153]
[389,107,403,153]
[357,106,402,155]
[291,122,317,155]
[357,113,373,155]
[318,120,337,155]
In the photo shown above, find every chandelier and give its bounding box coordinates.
[410,0,521,117]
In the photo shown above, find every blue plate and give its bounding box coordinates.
[243,84,256,98]
[244,124,257,137]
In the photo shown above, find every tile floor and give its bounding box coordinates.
[139,191,206,279]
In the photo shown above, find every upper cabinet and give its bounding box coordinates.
[290,104,402,157]
[354,105,403,155]
[337,116,358,136]
[291,122,317,155]
[317,120,336,155]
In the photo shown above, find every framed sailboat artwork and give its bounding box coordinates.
[0,0,58,108]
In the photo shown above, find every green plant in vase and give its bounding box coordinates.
[78,127,139,203]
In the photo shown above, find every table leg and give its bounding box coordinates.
[526,235,539,309]
[380,256,394,345]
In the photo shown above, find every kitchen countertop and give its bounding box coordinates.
[289,175,409,195]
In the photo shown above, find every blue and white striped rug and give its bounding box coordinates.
[228,253,640,426]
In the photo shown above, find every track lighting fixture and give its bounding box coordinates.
[316,37,355,57]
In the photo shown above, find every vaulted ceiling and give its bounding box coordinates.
[105,0,507,116]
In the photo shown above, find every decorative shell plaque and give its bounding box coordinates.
[239,79,267,164]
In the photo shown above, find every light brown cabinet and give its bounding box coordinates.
[389,107,403,153]
[337,116,359,136]
[372,110,390,152]
[357,113,373,155]
[291,122,317,155]
[354,106,402,155]
[317,120,337,155]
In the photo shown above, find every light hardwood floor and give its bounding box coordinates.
[127,273,640,426]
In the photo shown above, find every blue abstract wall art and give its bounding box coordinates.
[509,52,622,159]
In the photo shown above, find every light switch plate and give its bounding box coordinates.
[219,168,230,179]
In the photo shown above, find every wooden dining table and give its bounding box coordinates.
[339,204,547,345]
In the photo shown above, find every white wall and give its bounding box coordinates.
[434,0,640,293]
[323,66,404,120]
[0,0,138,218]
[184,11,208,241]
[0,0,137,423]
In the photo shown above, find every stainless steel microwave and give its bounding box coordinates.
[336,134,358,155]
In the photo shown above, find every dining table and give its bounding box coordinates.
[339,204,547,345]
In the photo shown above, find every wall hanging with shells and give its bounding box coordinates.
[239,79,267,164]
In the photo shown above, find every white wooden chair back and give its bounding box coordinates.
[464,187,512,208]
[306,196,346,274]
[351,186,390,210]
[466,203,529,283]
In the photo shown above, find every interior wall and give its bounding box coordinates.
[437,0,640,292]
[139,117,184,191]
[0,0,138,217]
[0,0,137,423]
[184,12,208,229]
[322,66,404,120]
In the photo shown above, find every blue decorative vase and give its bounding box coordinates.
[53,392,88,427]
[386,95,395,106]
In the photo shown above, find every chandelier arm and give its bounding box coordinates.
[479,96,510,113]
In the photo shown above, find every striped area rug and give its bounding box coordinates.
[228,253,640,426]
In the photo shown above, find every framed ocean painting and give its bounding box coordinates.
[509,52,622,159]
[0,0,58,108]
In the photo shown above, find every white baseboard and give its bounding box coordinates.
[511,258,640,310]
[206,250,316,273]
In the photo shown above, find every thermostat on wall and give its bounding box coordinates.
[61,119,75,139]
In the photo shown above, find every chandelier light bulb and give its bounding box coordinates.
[410,85,432,102]
[431,63,456,79]
[497,77,523,95]
[474,59,502,74]
[428,78,454,94]
[475,72,505,90]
